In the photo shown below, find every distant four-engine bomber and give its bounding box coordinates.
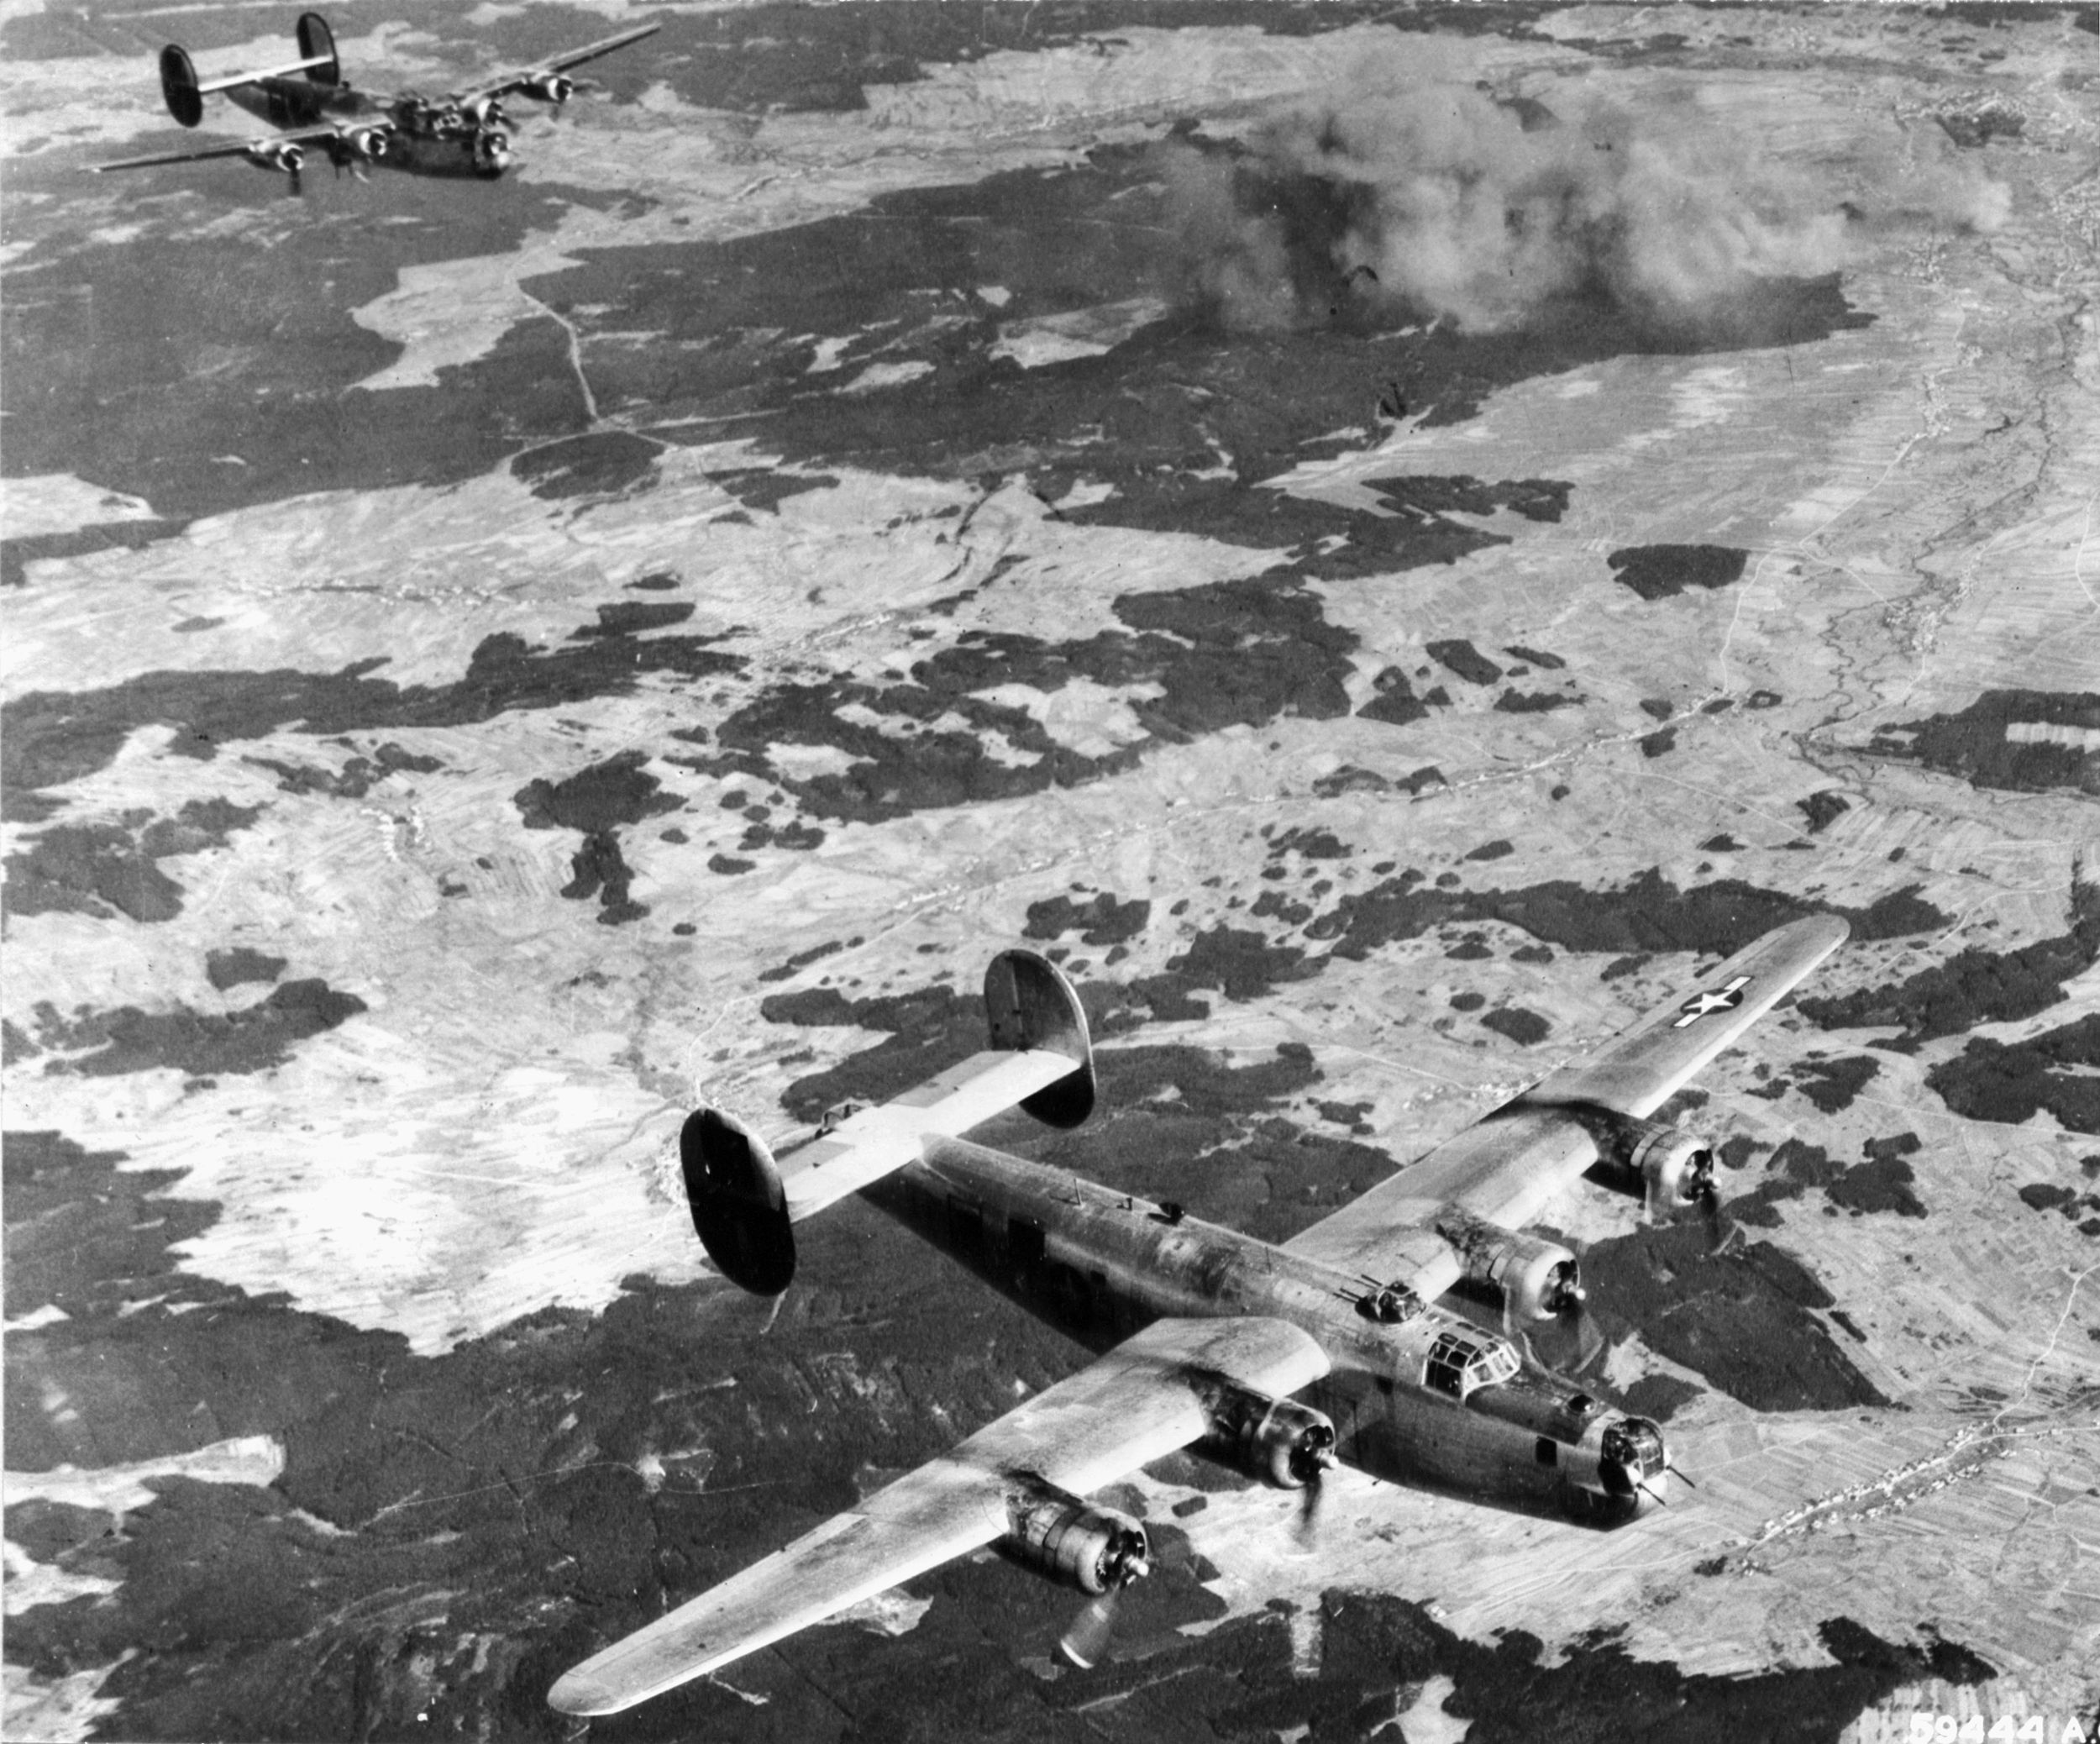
[95,11,659,189]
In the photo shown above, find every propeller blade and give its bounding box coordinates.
[1289,1473,1326,1555]
[1698,1181,1730,1254]
[1058,1587,1122,1671]
[1524,1300,1604,1377]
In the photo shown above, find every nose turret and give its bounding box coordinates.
[1598,1416,1668,1512]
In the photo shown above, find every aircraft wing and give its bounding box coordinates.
[94,123,360,172]
[452,22,662,107]
[547,1313,1328,1716]
[1284,914,1850,1288]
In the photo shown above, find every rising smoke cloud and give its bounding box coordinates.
[1166,54,2008,336]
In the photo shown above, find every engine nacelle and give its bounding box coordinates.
[1197,1388,1336,1490]
[472,128,512,174]
[244,140,305,177]
[344,127,389,161]
[1435,1204,1581,1323]
[519,72,575,103]
[1582,1112,1717,1212]
[1000,1487,1149,1595]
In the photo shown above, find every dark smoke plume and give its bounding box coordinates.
[1166,55,2006,336]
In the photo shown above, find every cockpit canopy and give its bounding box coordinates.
[1423,1329,1521,1400]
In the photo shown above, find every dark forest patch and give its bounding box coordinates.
[1798,791,1851,833]
[569,601,696,638]
[689,573,1353,824]
[1268,827,1351,861]
[514,750,680,836]
[2,518,189,591]
[205,948,286,992]
[245,739,444,802]
[1309,869,1945,962]
[1357,474,1571,523]
[3,797,263,923]
[1582,1221,1888,1412]
[1026,893,1152,947]
[1494,687,1577,712]
[24,980,366,1079]
[1056,473,1521,579]
[1925,1013,2100,1134]
[1791,1054,1881,1114]
[515,750,683,926]
[522,131,1868,554]
[1865,691,2100,795]
[757,938,852,985]
[1830,1134,1927,1218]
[1,179,597,529]
[1358,667,1428,725]
[1425,638,1503,686]
[3,625,741,821]
[1606,544,1750,601]
[1480,1006,1551,1045]
[511,432,660,500]
[1730,1138,1927,1224]
[1799,880,2096,1045]
[706,468,841,514]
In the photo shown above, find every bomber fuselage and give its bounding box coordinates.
[225,77,513,177]
[860,1134,1667,1525]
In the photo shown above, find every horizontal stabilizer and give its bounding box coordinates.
[195,53,336,93]
[780,1047,1084,1222]
[684,950,1092,1292]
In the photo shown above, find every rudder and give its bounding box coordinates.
[682,1106,795,1296]
[160,45,202,126]
[296,13,340,85]
[984,949,1095,1129]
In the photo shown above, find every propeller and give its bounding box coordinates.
[1055,1524,1149,1670]
[1058,1587,1123,1670]
[1286,1420,1338,1554]
[1693,1174,1730,1254]
[1641,1143,1730,1255]
[1505,1252,1604,1378]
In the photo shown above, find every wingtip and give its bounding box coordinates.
[547,1669,622,1717]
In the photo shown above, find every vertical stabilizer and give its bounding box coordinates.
[984,950,1095,1129]
[295,13,340,85]
[160,45,202,125]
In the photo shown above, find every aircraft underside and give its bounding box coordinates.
[224,86,507,177]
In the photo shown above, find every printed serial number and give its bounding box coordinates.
[1898,1719,2094,1744]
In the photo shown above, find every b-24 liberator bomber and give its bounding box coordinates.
[94,12,659,189]
[549,915,1850,1717]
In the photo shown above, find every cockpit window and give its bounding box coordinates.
[1468,1339,1520,1389]
[1424,1330,1520,1400]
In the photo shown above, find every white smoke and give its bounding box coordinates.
[1167,57,2008,335]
